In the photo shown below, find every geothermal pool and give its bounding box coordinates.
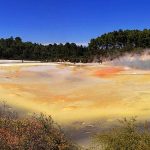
[0,62,150,125]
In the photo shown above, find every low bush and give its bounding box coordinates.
[0,102,78,150]
[91,117,150,150]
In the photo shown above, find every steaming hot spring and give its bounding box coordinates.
[0,54,149,146]
[0,54,149,125]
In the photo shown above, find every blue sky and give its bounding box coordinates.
[0,0,150,45]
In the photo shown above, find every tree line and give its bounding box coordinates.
[0,29,150,63]
[89,29,150,61]
[0,37,89,63]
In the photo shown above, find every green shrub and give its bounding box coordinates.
[91,118,150,150]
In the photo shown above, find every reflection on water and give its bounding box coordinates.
[0,63,150,125]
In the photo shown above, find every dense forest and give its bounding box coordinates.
[89,29,150,61]
[0,29,150,63]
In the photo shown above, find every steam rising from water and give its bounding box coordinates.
[111,50,150,70]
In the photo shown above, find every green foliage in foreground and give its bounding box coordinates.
[91,118,150,150]
[0,103,78,150]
